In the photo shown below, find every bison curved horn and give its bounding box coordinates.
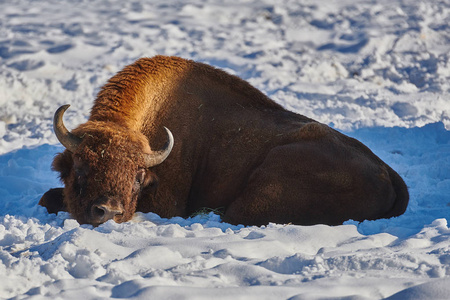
[53,105,82,153]
[144,127,174,168]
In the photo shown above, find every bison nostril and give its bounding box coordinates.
[91,204,123,224]
[92,205,106,219]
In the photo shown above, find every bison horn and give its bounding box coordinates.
[53,104,82,152]
[144,127,174,168]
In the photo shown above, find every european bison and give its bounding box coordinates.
[39,55,409,226]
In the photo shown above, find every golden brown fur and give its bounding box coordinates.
[40,56,409,226]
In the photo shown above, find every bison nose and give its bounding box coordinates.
[91,204,123,224]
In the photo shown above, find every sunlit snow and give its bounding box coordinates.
[1,0,450,299]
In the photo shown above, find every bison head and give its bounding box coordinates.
[52,105,173,226]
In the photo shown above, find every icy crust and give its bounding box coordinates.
[2,214,450,299]
[1,0,450,299]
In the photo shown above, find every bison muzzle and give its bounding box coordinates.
[39,55,409,226]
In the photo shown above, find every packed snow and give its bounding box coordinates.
[1,0,450,299]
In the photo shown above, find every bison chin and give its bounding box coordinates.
[39,189,143,226]
[65,195,137,227]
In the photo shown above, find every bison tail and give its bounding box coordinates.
[383,167,409,219]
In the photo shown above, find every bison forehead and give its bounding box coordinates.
[72,124,151,164]
[74,121,152,152]
[75,145,143,178]
[74,141,143,170]
[71,153,138,200]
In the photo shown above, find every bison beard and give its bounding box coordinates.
[39,55,409,226]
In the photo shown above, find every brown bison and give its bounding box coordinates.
[39,55,409,226]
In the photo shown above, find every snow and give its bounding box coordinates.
[1,0,450,299]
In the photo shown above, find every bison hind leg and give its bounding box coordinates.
[39,188,66,214]
[223,141,399,227]
[223,145,309,226]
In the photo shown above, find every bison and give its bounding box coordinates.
[39,55,409,226]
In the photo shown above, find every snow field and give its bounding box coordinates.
[1,0,450,299]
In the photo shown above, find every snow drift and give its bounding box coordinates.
[1,0,450,299]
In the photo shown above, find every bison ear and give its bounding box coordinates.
[39,188,67,214]
[52,150,73,181]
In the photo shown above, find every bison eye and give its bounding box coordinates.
[73,167,88,195]
[75,168,88,183]
[133,169,147,192]
[135,169,146,185]
[133,169,158,193]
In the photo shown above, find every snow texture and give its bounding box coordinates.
[1,0,450,299]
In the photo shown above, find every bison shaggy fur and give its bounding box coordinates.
[39,56,409,226]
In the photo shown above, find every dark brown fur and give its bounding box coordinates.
[39,55,409,226]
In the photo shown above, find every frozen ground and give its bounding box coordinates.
[1,0,450,299]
